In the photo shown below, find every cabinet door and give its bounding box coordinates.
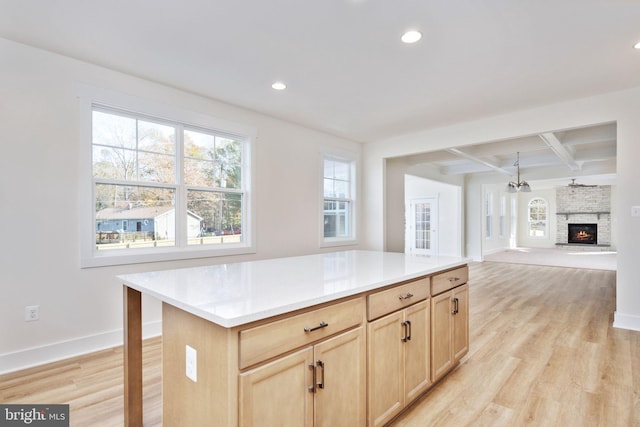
[452,284,469,362]
[239,347,314,427]
[367,311,404,427]
[404,300,431,402]
[431,291,453,381]
[314,327,366,427]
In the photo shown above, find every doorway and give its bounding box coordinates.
[407,198,438,256]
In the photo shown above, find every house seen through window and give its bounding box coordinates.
[92,106,247,253]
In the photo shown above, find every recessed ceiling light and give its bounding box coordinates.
[272,81,287,90]
[401,30,422,44]
[634,41,640,49]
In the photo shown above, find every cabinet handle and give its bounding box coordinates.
[308,364,317,393]
[452,297,459,315]
[401,321,409,342]
[317,360,325,390]
[406,320,412,341]
[449,277,461,283]
[304,321,328,333]
[398,293,414,301]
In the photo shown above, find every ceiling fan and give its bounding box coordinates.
[568,178,597,188]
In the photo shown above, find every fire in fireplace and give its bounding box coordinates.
[568,223,597,245]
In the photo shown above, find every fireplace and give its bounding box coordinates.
[568,223,597,245]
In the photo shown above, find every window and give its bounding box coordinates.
[322,156,356,245]
[499,195,506,238]
[528,198,547,238]
[82,93,254,267]
[485,192,493,239]
[510,197,517,240]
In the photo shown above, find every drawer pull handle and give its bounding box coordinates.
[398,293,414,301]
[449,277,461,283]
[304,321,329,333]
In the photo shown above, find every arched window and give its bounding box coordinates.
[528,198,548,238]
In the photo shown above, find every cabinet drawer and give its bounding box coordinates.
[239,297,364,369]
[367,277,429,321]
[431,265,468,296]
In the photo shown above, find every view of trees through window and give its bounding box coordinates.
[92,108,244,251]
[528,198,547,237]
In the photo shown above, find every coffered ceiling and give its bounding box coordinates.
[401,122,616,186]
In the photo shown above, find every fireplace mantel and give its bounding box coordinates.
[556,211,610,220]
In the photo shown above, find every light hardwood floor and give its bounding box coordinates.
[1,262,638,426]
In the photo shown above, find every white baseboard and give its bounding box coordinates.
[613,312,640,332]
[0,321,162,375]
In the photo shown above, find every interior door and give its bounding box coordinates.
[408,198,437,256]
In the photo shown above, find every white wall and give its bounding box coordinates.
[383,158,464,254]
[404,175,461,257]
[363,87,640,332]
[0,38,362,373]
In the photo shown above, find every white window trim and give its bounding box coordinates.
[78,85,256,268]
[499,195,506,239]
[527,197,548,239]
[320,152,358,248]
[485,191,494,240]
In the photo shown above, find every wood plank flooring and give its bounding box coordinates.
[392,262,638,427]
[1,262,638,426]
[0,337,162,426]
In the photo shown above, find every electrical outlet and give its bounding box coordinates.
[186,345,197,382]
[25,305,39,321]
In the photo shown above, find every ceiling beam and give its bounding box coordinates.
[446,148,512,175]
[539,132,581,171]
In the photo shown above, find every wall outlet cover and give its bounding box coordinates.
[186,345,197,382]
[25,305,39,321]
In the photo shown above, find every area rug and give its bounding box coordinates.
[483,247,616,271]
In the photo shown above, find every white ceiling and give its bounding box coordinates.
[0,0,631,181]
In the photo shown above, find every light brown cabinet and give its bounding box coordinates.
[431,266,469,382]
[158,263,469,427]
[239,346,313,426]
[367,280,431,427]
[240,327,366,427]
[367,301,431,427]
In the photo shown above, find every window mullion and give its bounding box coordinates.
[175,123,187,248]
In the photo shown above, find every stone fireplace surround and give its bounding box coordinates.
[556,185,611,247]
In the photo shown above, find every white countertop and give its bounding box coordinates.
[117,250,469,328]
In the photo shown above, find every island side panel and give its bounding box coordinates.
[163,303,239,426]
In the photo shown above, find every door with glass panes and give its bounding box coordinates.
[408,198,437,256]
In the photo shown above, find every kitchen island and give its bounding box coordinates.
[119,250,470,426]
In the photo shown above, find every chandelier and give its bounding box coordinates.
[505,152,531,193]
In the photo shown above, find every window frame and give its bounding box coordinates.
[79,85,256,268]
[320,153,357,247]
[485,191,494,239]
[527,197,548,238]
[499,195,506,238]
